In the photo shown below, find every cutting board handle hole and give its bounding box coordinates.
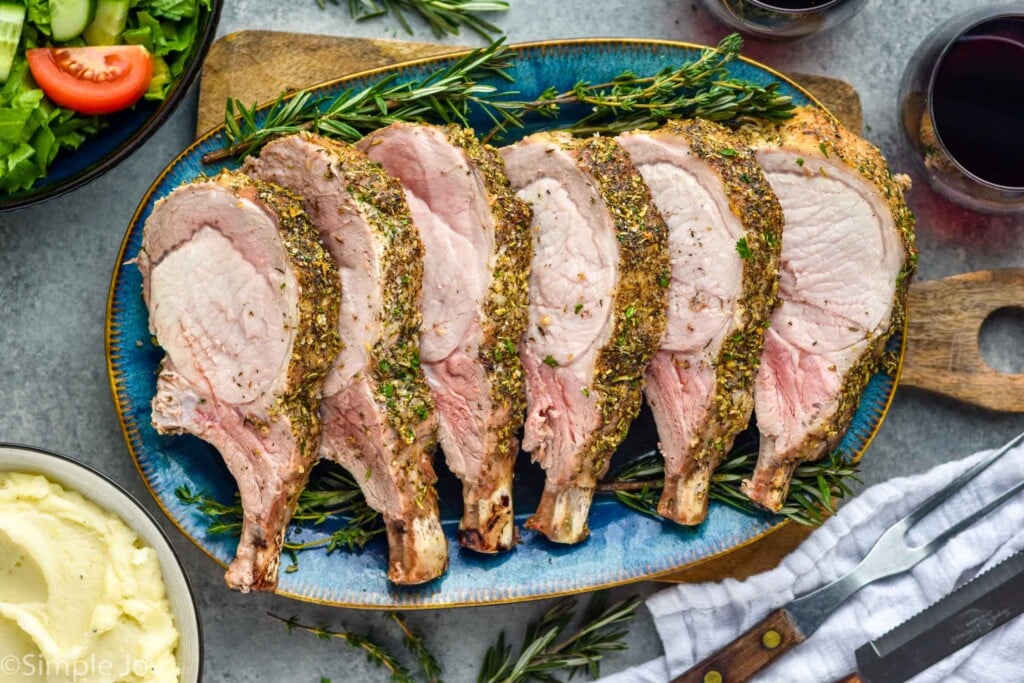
[979,306,1024,375]
[903,270,1024,413]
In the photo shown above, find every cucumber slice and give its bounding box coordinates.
[84,0,129,46]
[0,3,24,83]
[50,0,97,42]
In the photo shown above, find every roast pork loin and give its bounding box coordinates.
[246,134,447,584]
[619,119,783,525]
[139,170,342,592]
[359,123,532,553]
[501,132,669,543]
[743,108,916,510]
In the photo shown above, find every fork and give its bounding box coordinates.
[673,430,1024,683]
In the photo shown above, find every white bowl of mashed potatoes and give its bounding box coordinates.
[0,444,201,683]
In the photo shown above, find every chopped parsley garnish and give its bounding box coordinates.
[493,336,517,362]
[736,237,752,259]
[543,355,559,368]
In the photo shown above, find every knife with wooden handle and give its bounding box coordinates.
[671,608,806,682]
[673,431,1024,683]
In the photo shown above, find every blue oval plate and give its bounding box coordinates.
[106,39,904,609]
[0,1,222,211]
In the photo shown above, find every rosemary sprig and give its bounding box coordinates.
[480,33,794,141]
[208,34,797,164]
[175,463,385,565]
[320,0,509,40]
[477,592,642,683]
[390,614,444,683]
[598,449,861,526]
[270,613,413,683]
[204,40,516,163]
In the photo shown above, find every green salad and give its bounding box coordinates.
[0,0,211,194]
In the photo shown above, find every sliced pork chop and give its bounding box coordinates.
[246,133,447,584]
[359,123,532,553]
[619,119,783,525]
[139,170,341,592]
[501,132,669,543]
[743,107,916,510]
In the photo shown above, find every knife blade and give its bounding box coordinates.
[853,549,1024,683]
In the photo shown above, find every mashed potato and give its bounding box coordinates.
[0,472,180,683]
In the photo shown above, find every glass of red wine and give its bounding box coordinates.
[900,5,1024,213]
[696,0,870,40]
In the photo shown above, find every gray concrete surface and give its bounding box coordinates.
[2,1,1023,680]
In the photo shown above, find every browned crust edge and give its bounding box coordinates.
[525,135,670,543]
[577,136,669,482]
[652,119,784,522]
[444,125,533,552]
[211,170,343,589]
[741,107,917,509]
[303,134,447,579]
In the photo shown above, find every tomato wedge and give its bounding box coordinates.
[26,46,155,115]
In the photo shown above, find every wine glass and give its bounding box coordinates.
[899,4,1024,214]
[696,0,870,40]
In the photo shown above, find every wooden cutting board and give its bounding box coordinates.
[193,32,1023,588]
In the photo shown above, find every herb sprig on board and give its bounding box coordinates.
[203,40,515,163]
[206,34,795,164]
[598,449,861,526]
[480,32,794,141]
[174,463,384,571]
[318,0,509,40]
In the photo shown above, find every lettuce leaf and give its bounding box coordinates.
[25,0,50,37]
[144,0,200,21]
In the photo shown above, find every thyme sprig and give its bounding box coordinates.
[203,40,516,163]
[598,449,861,526]
[175,463,385,565]
[390,613,444,683]
[319,0,508,40]
[270,613,413,683]
[477,592,642,683]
